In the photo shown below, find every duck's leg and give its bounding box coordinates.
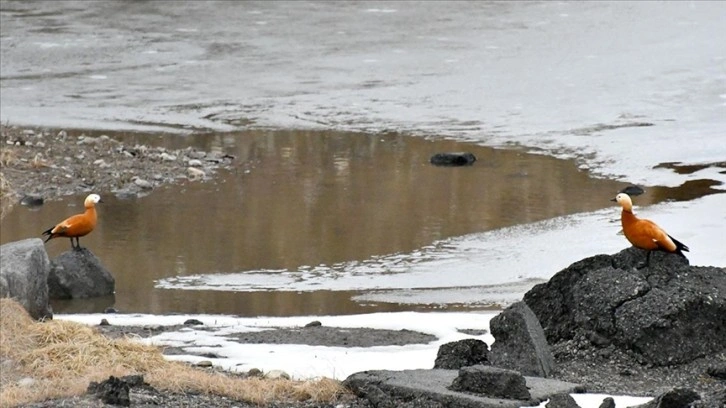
[637,250,651,269]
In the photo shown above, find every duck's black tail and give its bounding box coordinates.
[42,227,54,242]
[669,234,689,258]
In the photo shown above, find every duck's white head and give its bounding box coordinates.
[84,194,102,207]
[611,193,633,211]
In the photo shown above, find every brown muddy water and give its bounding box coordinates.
[0,130,714,316]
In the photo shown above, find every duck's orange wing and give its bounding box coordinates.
[49,213,94,238]
[633,219,677,252]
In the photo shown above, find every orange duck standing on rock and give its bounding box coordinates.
[42,193,102,250]
[611,193,689,268]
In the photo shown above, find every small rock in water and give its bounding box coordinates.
[104,307,118,314]
[305,320,322,328]
[430,152,477,166]
[19,195,44,207]
[195,360,213,368]
[184,319,204,326]
[619,185,645,196]
[187,159,203,167]
[99,319,111,326]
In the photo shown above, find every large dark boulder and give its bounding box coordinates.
[524,247,726,366]
[48,248,115,298]
[434,339,489,369]
[0,239,53,319]
[488,301,554,377]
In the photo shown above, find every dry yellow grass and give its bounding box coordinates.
[0,299,347,407]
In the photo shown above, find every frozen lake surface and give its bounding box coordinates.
[1,1,724,187]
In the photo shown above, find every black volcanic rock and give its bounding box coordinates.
[524,247,726,366]
[434,338,489,369]
[488,301,554,377]
[48,248,115,299]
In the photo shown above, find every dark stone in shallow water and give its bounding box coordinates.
[20,195,44,207]
[430,152,477,166]
[184,318,204,326]
[618,185,645,196]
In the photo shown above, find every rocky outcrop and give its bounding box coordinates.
[344,369,582,408]
[488,301,554,377]
[48,248,115,299]
[524,247,726,366]
[433,338,489,369]
[0,238,53,319]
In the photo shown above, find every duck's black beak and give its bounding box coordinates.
[609,198,617,202]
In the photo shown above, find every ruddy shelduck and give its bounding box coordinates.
[42,194,102,250]
[611,193,688,267]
